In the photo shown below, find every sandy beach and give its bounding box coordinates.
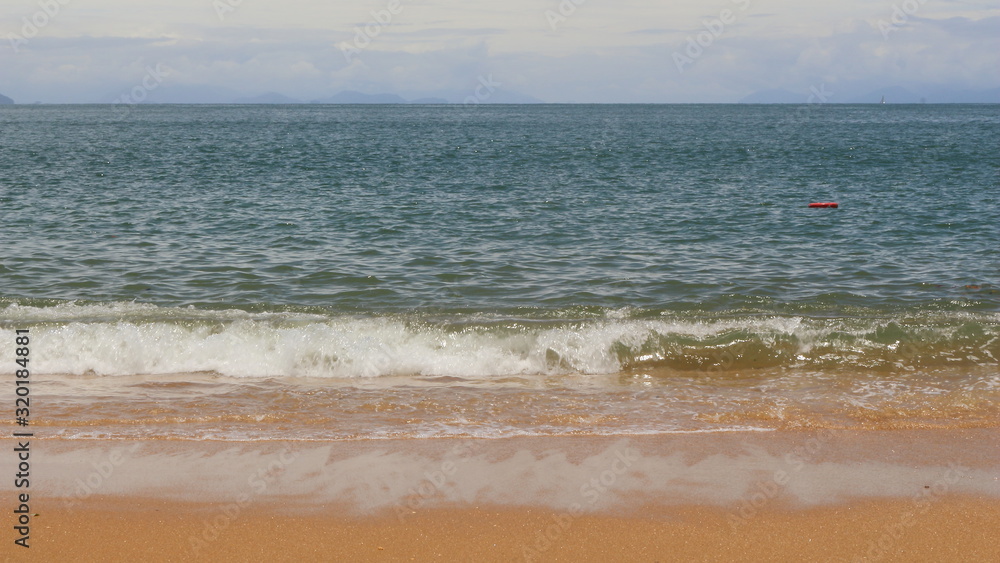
[4,429,998,561]
[11,496,999,562]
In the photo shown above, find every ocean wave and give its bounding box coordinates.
[1,301,997,378]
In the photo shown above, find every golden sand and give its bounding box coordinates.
[9,497,1000,562]
[3,430,998,561]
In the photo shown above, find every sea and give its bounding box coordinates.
[1,103,997,442]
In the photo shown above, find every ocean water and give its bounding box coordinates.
[1,104,998,440]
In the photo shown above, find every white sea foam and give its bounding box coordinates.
[2,302,996,378]
[4,316,624,377]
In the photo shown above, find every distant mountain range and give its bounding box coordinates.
[233,92,305,104]
[740,86,1000,104]
[262,89,540,104]
[105,85,1000,105]
[845,86,1000,104]
[12,86,999,105]
[309,91,400,104]
[109,87,541,105]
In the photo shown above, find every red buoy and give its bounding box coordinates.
[808,202,838,208]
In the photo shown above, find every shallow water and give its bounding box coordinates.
[1,104,997,440]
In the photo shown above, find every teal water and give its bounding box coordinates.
[2,104,997,312]
[0,104,998,439]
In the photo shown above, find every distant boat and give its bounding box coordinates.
[880,96,886,104]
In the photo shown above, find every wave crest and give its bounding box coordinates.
[2,302,997,377]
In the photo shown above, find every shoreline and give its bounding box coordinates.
[3,429,998,560]
[18,429,1000,508]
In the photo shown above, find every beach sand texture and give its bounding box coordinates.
[4,430,998,561]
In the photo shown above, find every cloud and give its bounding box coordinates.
[0,1,997,103]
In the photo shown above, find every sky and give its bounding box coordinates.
[2,0,999,103]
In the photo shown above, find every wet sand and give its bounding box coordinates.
[3,430,999,561]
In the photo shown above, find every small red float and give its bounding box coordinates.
[808,202,839,208]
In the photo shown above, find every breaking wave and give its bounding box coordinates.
[2,301,997,378]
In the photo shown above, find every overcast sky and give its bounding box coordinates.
[2,0,998,103]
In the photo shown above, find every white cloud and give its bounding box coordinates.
[0,0,997,102]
